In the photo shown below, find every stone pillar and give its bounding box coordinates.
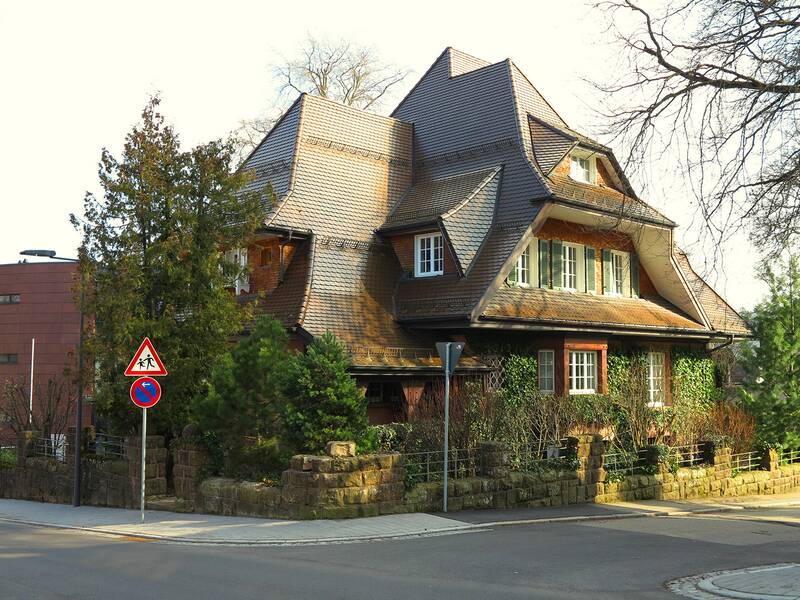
[173,442,210,510]
[16,430,39,467]
[575,434,605,501]
[478,441,508,477]
[760,447,781,472]
[125,435,168,501]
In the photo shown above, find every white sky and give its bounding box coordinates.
[0,0,768,310]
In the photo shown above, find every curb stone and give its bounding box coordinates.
[2,501,786,547]
[667,563,800,600]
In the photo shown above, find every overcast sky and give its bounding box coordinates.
[0,0,769,310]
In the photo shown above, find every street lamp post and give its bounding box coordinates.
[21,249,84,507]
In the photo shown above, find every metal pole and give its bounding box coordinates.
[72,283,85,507]
[443,342,450,513]
[28,338,35,427]
[140,408,147,524]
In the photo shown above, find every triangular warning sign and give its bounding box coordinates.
[124,337,168,377]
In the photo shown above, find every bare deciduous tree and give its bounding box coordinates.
[1,375,75,438]
[234,37,409,161]
[594,0,800,257]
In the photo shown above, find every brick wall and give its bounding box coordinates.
[245,239,300,295]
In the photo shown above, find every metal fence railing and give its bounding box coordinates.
[670,444,705,468]
[603,448,649,477]
[89,433,126,459]
[32,436,67,462]
[780,448,800,465]
[404,448,477,485]
[507,443,571,472]
[730,451,761,472]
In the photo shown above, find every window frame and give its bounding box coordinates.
[561,242,579,291]
[0,294,20,304]
[647,351,666,407]
[414,232,444,278]
[569,152,596,184]
[508,245,531,287]
[538,349,555,394]
[569,350,597,395]
[0,354,19,365]
[608,250,628,296]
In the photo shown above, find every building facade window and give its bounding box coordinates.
[647,351,666,406]
[415,233,444,277]
[224,248,250,294]
[0,354,18,364]
[569,351,597,394]
[0,294,20,304]
[538,350,555,393]
[508,245,530,286]
[259,247,272,267]
[562,243,579,290]
[570,155,592,183]
[609,250,628,295]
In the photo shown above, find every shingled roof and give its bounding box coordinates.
[240,47,749,369]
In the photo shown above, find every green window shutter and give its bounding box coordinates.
[585,247,596,293]
[602,249,612,294]
[538,240,550,288]
[630,253,640,298]
[551,240,563,289]
[576,245,586,293]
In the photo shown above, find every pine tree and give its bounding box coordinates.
[741,256,800,447]
[72,96,264,435]
[282,333,375,454]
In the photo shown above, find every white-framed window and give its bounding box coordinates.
[224,248,250,294]
[570,153,596,184]
[562,243,579,291]
[538,350,555,393]
[414,232,444,277]
[569,351,597,394]
[609,250,628,296]
[647,351,666,407]
[508,245,531,286]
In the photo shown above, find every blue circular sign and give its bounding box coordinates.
[130,377,161,408]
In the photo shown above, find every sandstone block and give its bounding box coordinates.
[326,441,356,457]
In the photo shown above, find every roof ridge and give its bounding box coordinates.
[265,94,309,227]
[440,166,502,220]
[237,94,304,172]
[506,60,554,197]
[302,93,410,126]
[508,60,569,128]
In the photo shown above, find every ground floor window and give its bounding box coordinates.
[538,349,554,393]
[647,351,666,406]
[569,350,597,394]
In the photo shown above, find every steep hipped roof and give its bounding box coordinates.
[674,249,751,336]
[241,47,749,361]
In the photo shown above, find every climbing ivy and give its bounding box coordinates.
[503,354,538,406]
[671,348,719,404]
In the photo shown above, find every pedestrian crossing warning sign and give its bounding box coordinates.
[124,337,168,377]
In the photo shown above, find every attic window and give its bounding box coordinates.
[414,233,443,277]
[570,153,596,184]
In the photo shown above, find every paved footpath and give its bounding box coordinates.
[1,492,799,546]
[669,563,800,599]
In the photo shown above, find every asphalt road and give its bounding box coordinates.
[2,509,800,600]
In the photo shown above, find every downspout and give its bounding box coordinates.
[709,334,735,353]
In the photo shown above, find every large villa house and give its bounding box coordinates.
[232,47,750,423]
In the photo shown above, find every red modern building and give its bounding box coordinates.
[0,261,90,435]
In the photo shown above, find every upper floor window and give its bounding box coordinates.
[538,349,555,393]
[608,250,628,295]
[508,245,531,286]
[647,351,666,407]
[415,233,443,277]
[259,247,272,267]
[570,154,595,184]
[224,248,250,294]
[569,351,597,394]
[0,294,20,304]
[561,243,579,291]
[0,354,18,364]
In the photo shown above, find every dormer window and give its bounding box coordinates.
[570,152,596,184]
[415,232,444,277]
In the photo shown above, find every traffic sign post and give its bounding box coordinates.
[435,341,464,513]
[126,339,166,525]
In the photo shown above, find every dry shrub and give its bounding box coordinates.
[701,401,756,453]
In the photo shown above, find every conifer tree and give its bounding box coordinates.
[72,96,264,435]
[741,257,800,447]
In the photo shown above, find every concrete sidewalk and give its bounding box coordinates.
[1,492,799,546]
